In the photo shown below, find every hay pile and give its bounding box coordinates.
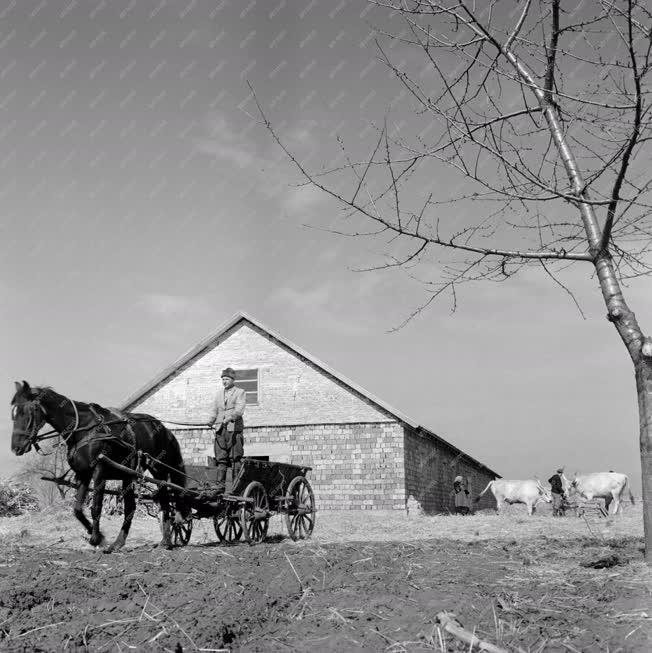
[0,480,39,517]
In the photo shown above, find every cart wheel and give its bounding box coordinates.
[172,516,193,546]
[240,481,269,544]
[213,505,243,543]
[284,476,315,541]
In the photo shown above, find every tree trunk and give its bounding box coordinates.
[636,347,652,563]
[587,254,649,561]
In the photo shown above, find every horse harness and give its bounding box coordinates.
[20,392,205,485]
[64,405,137,463]
[26,394,144,460]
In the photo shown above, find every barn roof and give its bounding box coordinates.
[120,311,499,477]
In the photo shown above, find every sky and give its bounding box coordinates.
[1,0,651,493]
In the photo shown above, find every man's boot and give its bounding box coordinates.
[215,464,227,495]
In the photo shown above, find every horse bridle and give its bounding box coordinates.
[13,392,80,453]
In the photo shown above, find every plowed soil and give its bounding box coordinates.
[0,510,650,652]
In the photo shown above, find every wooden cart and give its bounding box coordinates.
[168,457,316,547]
[43,456,316,547]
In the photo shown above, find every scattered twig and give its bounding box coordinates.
[368,627,397,644]
[166,613,197,650]
[327,607,349,624]
[436,624,446,651]
[284,552,304,590]
[435,612,507,653]
[14,621,65,638]
[625,625,642,639]
[147,628,167,644]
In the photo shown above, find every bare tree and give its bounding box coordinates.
[259,1,652,558]
[14,446,70,506]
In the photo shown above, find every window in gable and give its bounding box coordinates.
[234,368,259,405]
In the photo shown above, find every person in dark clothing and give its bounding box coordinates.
[451,475,471,515]
[548,467,565,516]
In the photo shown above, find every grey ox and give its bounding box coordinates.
[564,472,635,516]
[475,479,552,515]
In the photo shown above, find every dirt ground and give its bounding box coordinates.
[0,508,650,652]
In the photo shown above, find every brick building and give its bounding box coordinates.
[121,312,499,512]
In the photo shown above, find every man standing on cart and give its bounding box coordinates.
[210,367,246,494]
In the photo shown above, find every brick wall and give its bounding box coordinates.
[133,322,390,426]
[172,428,213,465]
[404,427,496,513]
[171,421,406,510]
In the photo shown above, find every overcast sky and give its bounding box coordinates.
[1,0,650,493]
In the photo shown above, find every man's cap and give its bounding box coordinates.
[454,475,463,483]
[221,367,236,379]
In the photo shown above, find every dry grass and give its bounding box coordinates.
[0,502,648,652]
[0,500,642,550]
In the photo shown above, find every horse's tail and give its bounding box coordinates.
[161,426,193,520]
[475,480,493,504]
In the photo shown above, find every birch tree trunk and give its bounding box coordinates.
[593,251,651,559]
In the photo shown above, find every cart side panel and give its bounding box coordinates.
[183,464,244,495]
[232,458,312,497]
[184,465,220,489]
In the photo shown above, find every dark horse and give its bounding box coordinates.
[10,381,188,552]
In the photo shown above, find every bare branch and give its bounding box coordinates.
[539,259,587,319]
[600,0,648,252]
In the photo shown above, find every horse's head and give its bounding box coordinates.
[10,381,47,456]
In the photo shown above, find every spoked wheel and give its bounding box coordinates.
[213,505,243,543]
[240,481,270,544]
[284,476,315,541]
[171,516,193,546]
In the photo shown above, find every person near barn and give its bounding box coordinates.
[210,367,246,494]
[451,475,471,515]
[548,467,566,516]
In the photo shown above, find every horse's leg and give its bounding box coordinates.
[89,467,106,547]
[73,477,93,536]
[105,480,136,553]
[156,486,173,550]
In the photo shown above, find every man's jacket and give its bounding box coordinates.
[548,474,563,494]
[211,386,246,433]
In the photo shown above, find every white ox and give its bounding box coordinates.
[564,472,635,515]
[475,479,552,515]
